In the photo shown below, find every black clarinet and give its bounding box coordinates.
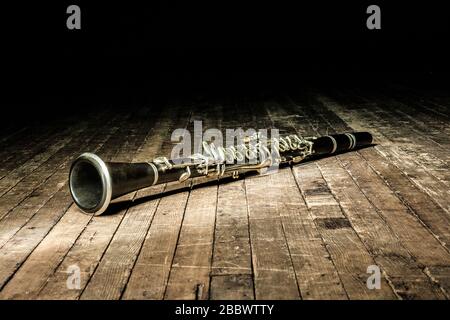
[69,131,372,215]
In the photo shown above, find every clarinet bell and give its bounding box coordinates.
[69,153,157,215]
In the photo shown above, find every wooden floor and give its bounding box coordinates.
[1,87,450,300]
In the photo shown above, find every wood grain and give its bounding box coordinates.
[0,89,449,300]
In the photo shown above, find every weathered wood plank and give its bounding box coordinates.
[163,104,223,300]
[80,106,191,300]
[265,101,354,299]
[337,152,450,291]
[350,92,450,181]
[318,94,450,249]
[232,100,302,300]
[0,126,60,180]
[319,94,450,209]
[269,97,396,299]
[293,92,450,297]
[358,148,450,250]
[271,167,349,299]
[210,275,254,300]
[163,184,218,299]
[124,105,222,301]
[34,107,174,300]
[368,94,450,187]
[0,111,116,220]
[122,188,190,299]
[0,114,122,249]
[292,162,396,299]
[0,127,33,156]
[319,92,450,204]
[380,88,450,130]
[0,118,95,197]
[1,90,448,300]
[244,172,301,300]
[0,113,92,182]
[318,156,445,299]
[211,180,252,276]
[208,97,255,300]
[0,110,131,294]
[383,85,450,118]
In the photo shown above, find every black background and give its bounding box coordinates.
[2,1,450,119]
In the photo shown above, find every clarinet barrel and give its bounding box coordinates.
[312,132,372,155]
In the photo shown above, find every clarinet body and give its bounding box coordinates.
[69,132,372,215]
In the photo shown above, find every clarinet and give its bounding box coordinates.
[69,131,372,215]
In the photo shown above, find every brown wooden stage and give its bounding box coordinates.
[1,88,450,300]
